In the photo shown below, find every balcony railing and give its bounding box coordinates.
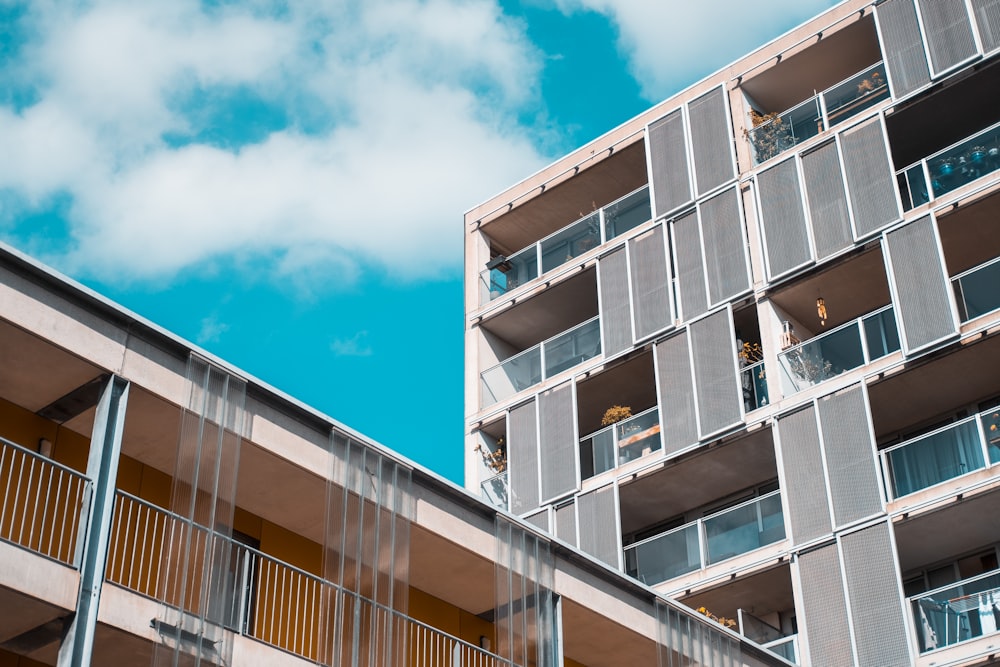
[740,360,769,413]
[107,491,513,666]
[910,568,1000,654]
[481,471,509,510]
[0,434,90,567]
[952,255,1000,322]
[762,635,797,663]
[480,317,601,408]
[748,62,889,165]
[580,407,661,480]
[897,119,1000,211]
[777,306,900,395]
[624,490,785,586]
[738,609,797,663]
[880,408,1000,500]
[479,186,651,305]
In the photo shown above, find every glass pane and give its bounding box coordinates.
[911,570,1000,653]
[616,409,661,464]
[626,524,701,585]
[540,212,601,274]
[927,124,1000,201]
[482,245,539,302]
[480,347,542,407]
[863,308,901,359]
[778,321,864,393]
[888,419,986,497]
[703,493,785,565]
[823,63,890,128]
[543,319,602,378]
[741,361,769,412]
[749,98,822,164]
[581,429,616,480]
[955,259,1000,321]
[604,187,651,240]
[981,409,1000,465]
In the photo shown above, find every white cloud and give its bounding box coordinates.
[0,0,548,284]
[330,331,373,357]
[552,0,840,100]
[197,315,229,344]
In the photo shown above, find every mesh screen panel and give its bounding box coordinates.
[649,110,693,217]
[798,545,854,667]
[918,0,978,74]
[841,119,899,238]
[885,216,957,353]
[655,332,699,456]
[577,485,619,567]
[972,0,1000,51]
[777,406,832,544]
[841,523,911,666]
[690,310,742,437]
[599,248,633,357]
[555,501,577,546]
[673,210,709,322]
[877,0,932,97]
[509,400,540,515]
[688,87,735,196]
[538,382,578,502]
[524,510,550,533]
[757,158,811,278]
[801,141,853,259]
[700,188,750,305]
[629,225,672,340]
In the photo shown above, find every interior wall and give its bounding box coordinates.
[0,396,90,472]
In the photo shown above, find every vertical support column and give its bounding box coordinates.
[57,376,130,667]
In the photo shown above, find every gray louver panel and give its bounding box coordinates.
[538,382,577,503]
[655,332,699,456]
[885,216,958,353]
[598,248,633,357]
[673,210,708,322]
[690,310,741,437]
[524,509,550,533]
[842,523,912,667]
[700,188,749,306]
[629,225,672,340]
[817,385,883,527]
[509,400,540,515]
[918,0,978,74]
[648,110,693,217]
[877,0,932,98]
[801,141,852,260]
[777,406,832,544]
[972,0,1000,51]
[577,485,619,568]
[757,158,811,278]
[841,118,900,238]
[798,545,853,667]
[555,501,576,546]
[688,87,734,196]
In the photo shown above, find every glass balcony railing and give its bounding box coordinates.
[740,360,769,412]
[580,407,662,480]
[480,471,509,510]
[777,306,900,395]
[479,186,651,305]
[624,491,786,586]
[762,635,797,663]
[480,317,602,408]
[953,255,1000,322]
[910,568,1000,654]
[749,62,889,165]
[897,119,1000,210]
[880,408,1000,500]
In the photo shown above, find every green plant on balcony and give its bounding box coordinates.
[746,110,792,163]
[474,437,506,474]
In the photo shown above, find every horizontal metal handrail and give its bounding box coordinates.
[879,412,982,457]
[580,405,660,442]
[778,305,891,358]
[951,253,1000,283]
[481,315,601,380]
[0,435,90,479]
[909,566,1000,603]
[896,118,1000,175]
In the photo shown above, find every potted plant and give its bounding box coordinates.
[474,437,507,474]
[601,405,633,427]
[745,110,792,163]
[856,70,883,96]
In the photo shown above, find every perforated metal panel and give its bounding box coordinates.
[673,210,708,322]
[885,216,958,354]
[817,386,883,527]
[918,0,978,74]
[798,545,853,667]
[841,523,912,667]
[700,188,749,306]
[655,332,698,456]
[757,158,811,278]
[538,382,577,503]
[648,110,693,217]
[801,141,853,260]
[555,501,576,546]
[690,310,741,437]
[877,0,932,98]
[972,0,1000,51]
[599,248,633,357]
[777,406,832,544]
[688,87,735,196]
[524,509,550,533]
[576,485,619,568]
[508,400,540,515]
[629,225,672,340]
[841,119,900,238]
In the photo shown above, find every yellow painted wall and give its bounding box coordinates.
[0,396,90,472]
[408,587,496,653]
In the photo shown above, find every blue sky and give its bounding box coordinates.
[0,0,839,483]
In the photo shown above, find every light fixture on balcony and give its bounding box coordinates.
[486,255,512,273]
[817,297,827,327]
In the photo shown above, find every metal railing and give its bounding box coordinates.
[909,568,1000,654]
[777,305,900,395]
[480,316,601,408]
[740,360,769,412]
[0,435,90,566]
[624,490,785,586]
[580,407,661,480]
[479,186,651,305]
[952,255,1000,323]
[879,408,1000,500]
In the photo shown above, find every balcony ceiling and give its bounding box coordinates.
[562,598,658,667]
[681,563,794,621]
[576,352,657,438]
[938,189,1000,275]
[409,525,495,617]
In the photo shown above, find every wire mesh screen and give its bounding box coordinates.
[539,382,577,503]
[655,332,699,456]
[840,118,900,238]
[507,400,540,516]
[877,0,932,98]
[917,0,978,74]
[801,141,853,260]
[757,157,811,278]
[648,109,693,217]
[797,544,854,667]
[776,406,832,544]
[688,86,736,196]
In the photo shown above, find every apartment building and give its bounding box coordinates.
[0,239,789,667]
[464,1,1000,665]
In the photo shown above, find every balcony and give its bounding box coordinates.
[481,471,509,510]
[898,120,1000,211]
[481,317,601,408]
[880,409,1000,501]
[479,186,651,305]
[748,63,889,165]
[910,567,1000,654]
[580,407,661,480]
[624,490,785,586]
[953,255,1000,323]
[777,306,900,395]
